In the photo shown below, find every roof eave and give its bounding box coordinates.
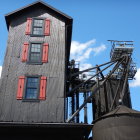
[5,0,73,30]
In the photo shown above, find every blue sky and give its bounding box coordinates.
[0,0,140,115]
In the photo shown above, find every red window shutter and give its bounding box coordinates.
[39,76,47,100]
[17,76,25,100]
[44,19,50,36]
[21,43,29,62]
[25,18,32,35]
[42,43,49,63]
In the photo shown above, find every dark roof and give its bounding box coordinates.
[94,105,140,123]
[5,0,73,29]
[103,105,140,116]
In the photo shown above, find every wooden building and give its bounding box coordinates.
[0,1,92,140]
[1,0,72,123]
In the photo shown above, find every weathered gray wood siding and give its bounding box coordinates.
[0,7,66,122]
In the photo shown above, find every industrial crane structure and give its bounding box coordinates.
[66,40,137,123]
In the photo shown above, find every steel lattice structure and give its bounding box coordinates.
[66,40,137,123]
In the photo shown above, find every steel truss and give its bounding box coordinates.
[66,41,137,124]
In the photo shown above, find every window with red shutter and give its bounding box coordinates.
[21,43,29,62]
[42,43,49,63]
[17,76,25,100]
[17,76,47,101]
[26,18,50,36]
[24,77,39,100]
[21,42,49,64]
[39,76,47,100]
[29,43,42,63]
[25,18,32,35]
[44,19,50,36]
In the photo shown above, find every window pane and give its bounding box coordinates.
[27,77,38,88]
[33,27,43,35]
[26,88,38,99]
[30,53,40,62]
[34,19,43,27]
[31,44,41,53]
[30,44,41,62]
[25,77,39,99]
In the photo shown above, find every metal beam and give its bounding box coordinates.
[103,82,109,112]
[68,61,116,95]
[66,57,125,123]
[110,78,122,111]
[70,58,121,78]
[84,92,88,123]
[120,57,132,101]
[76,91,79,123]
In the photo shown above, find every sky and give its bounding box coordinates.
[0,0,140,117]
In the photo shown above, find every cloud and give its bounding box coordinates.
[80,63,93,71]
[129,68,140,87]
[76,48,93,61]
[70,39,106,80]
[92,44,106,56]
[0,66,2,78]
[70,39,106,62]
[71,39,96,56]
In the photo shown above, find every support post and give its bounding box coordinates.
[76,91,79,123]
[84,92,88,123]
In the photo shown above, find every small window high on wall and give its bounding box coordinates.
[25,18,50,36]
[32,19,44,35]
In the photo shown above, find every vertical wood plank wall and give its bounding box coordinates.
[0,7,66,123]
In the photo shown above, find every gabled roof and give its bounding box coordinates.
[5,0,73,29]
[5,1,73,62]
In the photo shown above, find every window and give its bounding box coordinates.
[17,76,47,101]
[29,43,42,63]
[21,42,49,64]
[25,18,50,36]
[32,19,44,35]
[25,77,39,99]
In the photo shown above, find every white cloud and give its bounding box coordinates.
[80,63,93,71]
[71,39,96,55]
[129,68,140,87]
[80,63,96,80]
[76,48,93,61]
[92,44,106,56]
[70,39,106,62]
[0,66,2,78]
[70,39,106,80]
